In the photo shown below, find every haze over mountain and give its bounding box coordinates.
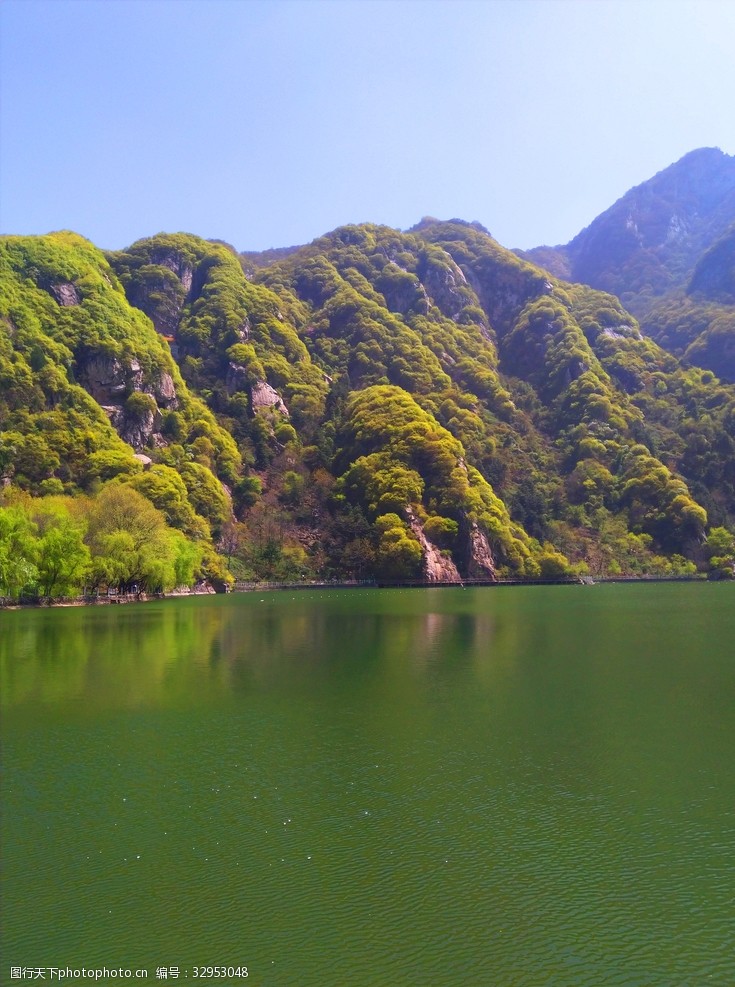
[2,152,735,598]
[521,147,735,381]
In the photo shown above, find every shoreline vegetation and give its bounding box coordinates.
[1,572,723,610]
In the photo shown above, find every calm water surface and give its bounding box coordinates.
[1,584,734,986]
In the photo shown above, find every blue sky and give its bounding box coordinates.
[1,0,733,252]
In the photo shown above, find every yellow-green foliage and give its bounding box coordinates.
[254,219,730,571]
[1,235,145,490]
[256,224,515,420]
[2,233,241,484]
[4,219,734,584]
[337,386,545,576]
[109,233,328,449]
[0,233,240,576]
[619,447,707,547]
[373,513,422,579]
[0,484,205,598]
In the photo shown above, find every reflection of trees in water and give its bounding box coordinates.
[0,602,225,708]
[1,612,92,706]
[1,594,506,710]
[205,599,502,689]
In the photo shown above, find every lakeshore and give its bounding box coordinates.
[1,572,716,610]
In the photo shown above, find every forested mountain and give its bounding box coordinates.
[0,233,240,593]
[2,209,735,597]
[521,147,735,381]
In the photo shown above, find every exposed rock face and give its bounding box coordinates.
[81,355,142,404]
[225,362,248,395]
[422,255,473,320]
[123,407,160,450]
[49,282,81,306]
[251,380,289,417]
[101,405,161,451]
[466,522,497,580]
[122,271,184,337]
[101,405,124,431]
[152,250,195,295]
[78,354,175,449]
[118,250,202,338]
[147,371,177,408]
[405,507,462,583]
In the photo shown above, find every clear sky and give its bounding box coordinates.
[1,0,733,253]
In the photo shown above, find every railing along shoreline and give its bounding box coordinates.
[0,572,715,609]
[232,573,708,591]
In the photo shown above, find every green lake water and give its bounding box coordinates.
[1,583,734,986]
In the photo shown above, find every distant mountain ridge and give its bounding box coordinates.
[521,148,735,380]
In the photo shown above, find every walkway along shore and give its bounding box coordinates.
[0,573,713,609]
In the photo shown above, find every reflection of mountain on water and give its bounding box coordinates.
[1,592,509,710]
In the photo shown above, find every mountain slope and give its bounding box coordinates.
[2,219,735,592]
[0,232,244,587]
[522,148,735,380]
[247,220,734,576]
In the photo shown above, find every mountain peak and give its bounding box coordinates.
[675,145,732,165]
[519,147,735,380]
[521,147,735,299]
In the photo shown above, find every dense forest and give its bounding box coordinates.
[2,154,735,599]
